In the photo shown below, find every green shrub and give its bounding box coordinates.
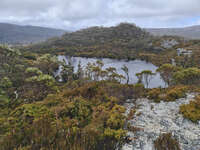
[148,86,188,102]
[173,67,200,85]
[0,81,128,150]
[0,94,9,108]
[23,52,37,60]
[133,83,145,99]
[180,96,200,123]
[165,86,187,101]
[0,77,12,89]
[147,88,162,102]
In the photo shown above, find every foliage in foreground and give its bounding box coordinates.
[0,46,136,150]
[0,81,133,150]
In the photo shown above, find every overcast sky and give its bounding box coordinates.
[0,0,200,30]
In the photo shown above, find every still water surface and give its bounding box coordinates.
[58,56,165,88]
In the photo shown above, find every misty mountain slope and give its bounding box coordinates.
[146,25,200,39]
[0,23,66,44]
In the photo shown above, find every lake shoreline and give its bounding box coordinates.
[57,55,166,88]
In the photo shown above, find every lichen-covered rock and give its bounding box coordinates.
[123,93,200,150]
[161,39,179,49]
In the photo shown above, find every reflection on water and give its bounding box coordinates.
[57,56,165,88]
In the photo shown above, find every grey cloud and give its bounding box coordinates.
[0,0,199,30]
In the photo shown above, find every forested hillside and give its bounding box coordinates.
[26,23,156,59]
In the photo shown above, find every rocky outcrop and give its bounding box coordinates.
[123,93,200,150]
[161,39,179,49]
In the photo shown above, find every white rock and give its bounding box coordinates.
[123,93,200,150]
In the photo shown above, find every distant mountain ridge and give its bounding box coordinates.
[1,22,200,44]
[146,25,200,39]
[0,23,66,44]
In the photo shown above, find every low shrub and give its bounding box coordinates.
[64,81,144,104]
[165,86,187,101]
[147,86,188,102]
[0,82,128,150]
[0,77,13,89]
[154,133,181,150]
[132,83,145,99]
[147,88,162,102]
[180,96,200,123]
[23,52,37,60]
[172,67,200,85]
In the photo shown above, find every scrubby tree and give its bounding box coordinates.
[85,62,93,80]
[173,67,200,85]
[84,61,125,83]
[122,65,129,84]
[60,60,74,82]
[136,70,155,88]
[34,54,60,76]
[106,67,125,83]
[23,67,56,101]
[157,64,178,86]
[76,61,84,80]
